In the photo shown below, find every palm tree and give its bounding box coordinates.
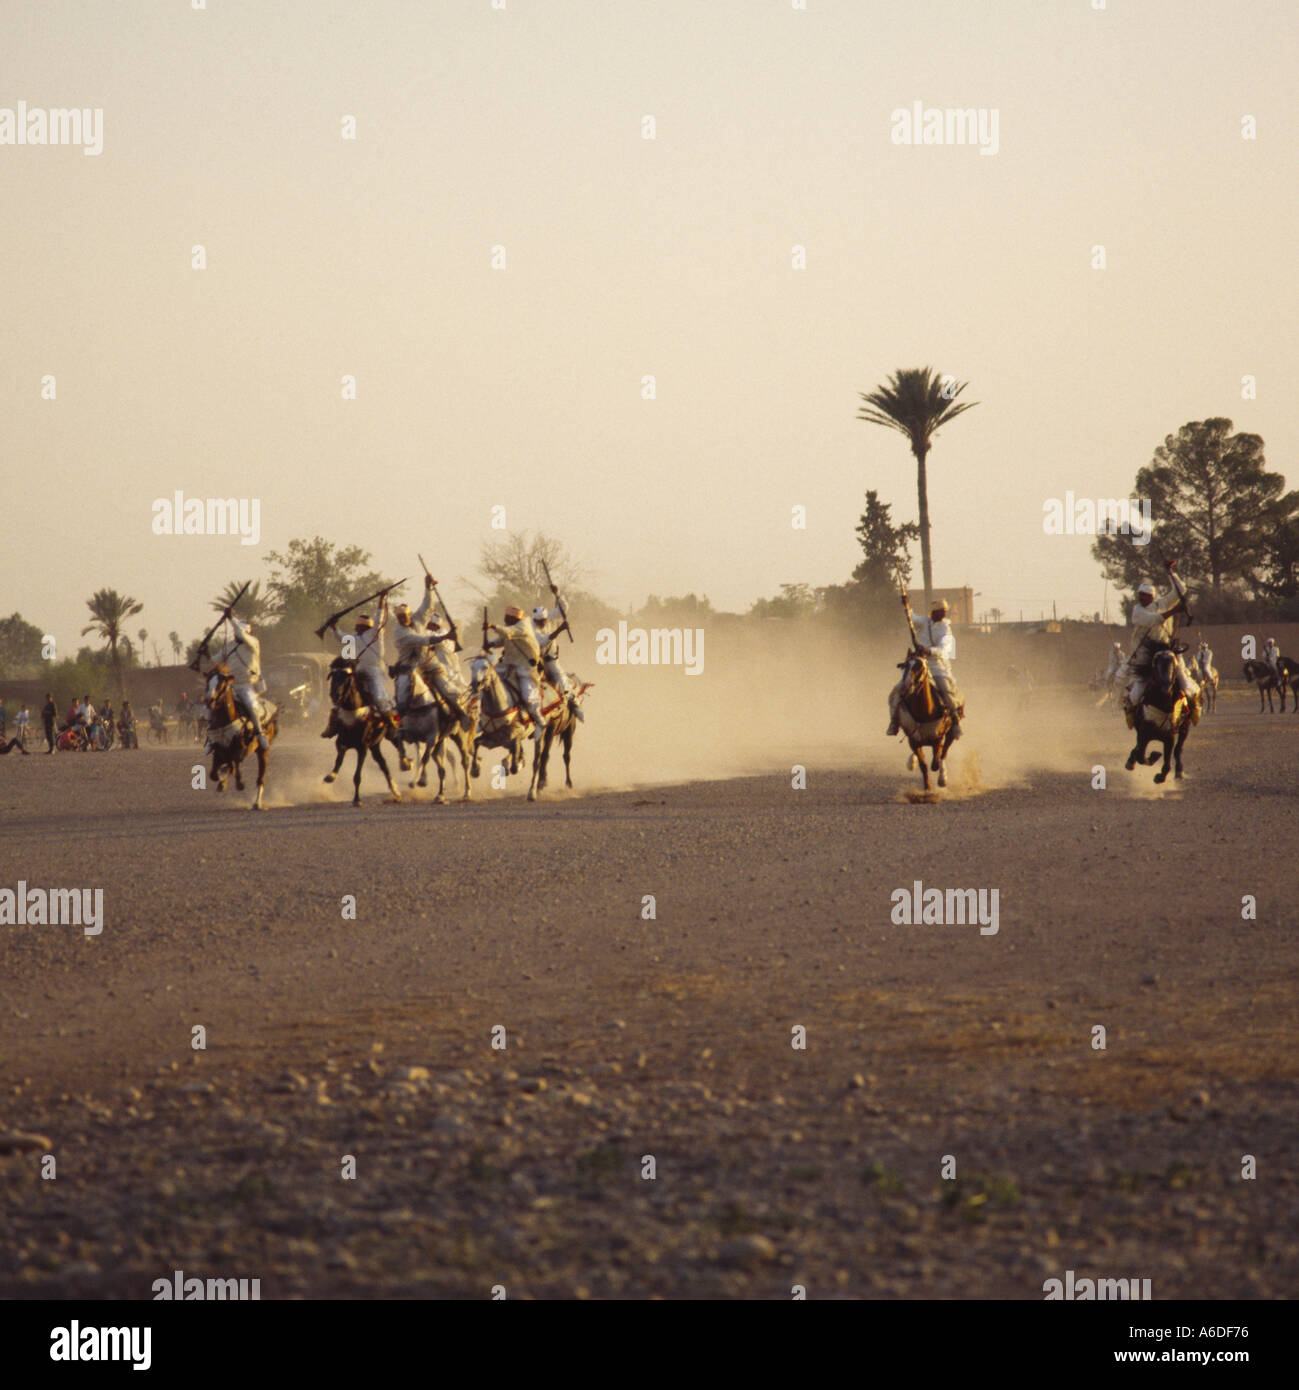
[212,579,269,622]
[858,367,978,609]
[138,629,149,666]
[169,630,182,662]
[81,589,144,696]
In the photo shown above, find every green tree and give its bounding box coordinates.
[1092,419,1297,610]
[169,630,182,662]
[0,612,44,678]
[820,490,920,631]
[858,366,977,608]
[81,589,144,697]
[264,538,394,647]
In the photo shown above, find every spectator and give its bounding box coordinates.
[42,693,57,753]
[16,703,30,749]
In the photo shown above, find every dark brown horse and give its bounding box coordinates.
[1242,656,1299,712]
[1126,649,1190,782]
[894,650,957,792]
[203,666,277,810]
[537,678,593,793]
[323,657,401,805]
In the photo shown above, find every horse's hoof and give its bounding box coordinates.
[416,776,428,788]
[323,773,336,784]
[937,768,947,788]
[399,757,412,772]
[1175,769,1184,780]
[1124,759,1136,772]
[434,795,446,805]
[1154,771,1167,784]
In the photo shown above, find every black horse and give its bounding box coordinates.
[1242,656,1299,712]
[1126,649,1191,783]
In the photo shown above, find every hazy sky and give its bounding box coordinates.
[4,0,1297,656]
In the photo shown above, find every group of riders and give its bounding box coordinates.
[195,573,589,797]
[885,560,1218,785]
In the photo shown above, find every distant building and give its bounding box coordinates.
[907,586,974,625]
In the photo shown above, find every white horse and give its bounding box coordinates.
[467,656,541,800]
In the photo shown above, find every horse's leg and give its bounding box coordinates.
[252,745,267,809]
[351,746,366,806]
[459,731,473,801]
[370,742,400,801]
[1125,730,1143,772]
[1154,733,1172,783]
[324,739,346,784]
[526,737,541,802]
[233,743,245,791]
[536,724,552,792]
[1173,721,1188,779]
[562,725,574,789]
[211,750,225,792]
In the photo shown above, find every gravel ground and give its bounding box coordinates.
[1,690,1296,1299]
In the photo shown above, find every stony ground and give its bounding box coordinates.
[1,689,1296,1299]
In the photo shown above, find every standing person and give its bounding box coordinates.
[887,597,964,740]
[16,703,31,748]
[118,700,138,749]
[42,693,57,753]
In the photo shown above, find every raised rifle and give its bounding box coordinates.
[314,579,407,640]
[540,557,574,644]
[190,580,250,671]
[417,553,462,652]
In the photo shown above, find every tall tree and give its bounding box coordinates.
[81,589,143,696]
[1092,419,1296,610]
[857,366,977,608]
[169,630,182,662]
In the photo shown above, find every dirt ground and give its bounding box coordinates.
[1,684,1296,1300]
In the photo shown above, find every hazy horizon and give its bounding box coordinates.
[5,0,1296,657]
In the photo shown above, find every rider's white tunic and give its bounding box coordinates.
[332,623,392,710]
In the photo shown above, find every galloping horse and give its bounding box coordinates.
[204,665,277,809]
[323,657,401,805]
[467,656,539,800]
[1241,657,1296,712]
[536,677,593,793]
[400,667,478,803]
[894,649,957,792]
[1125,648,1190,783]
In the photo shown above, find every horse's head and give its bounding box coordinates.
[1150,649,1177,692]
[205,664,233,707]
[328,657,360,708]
